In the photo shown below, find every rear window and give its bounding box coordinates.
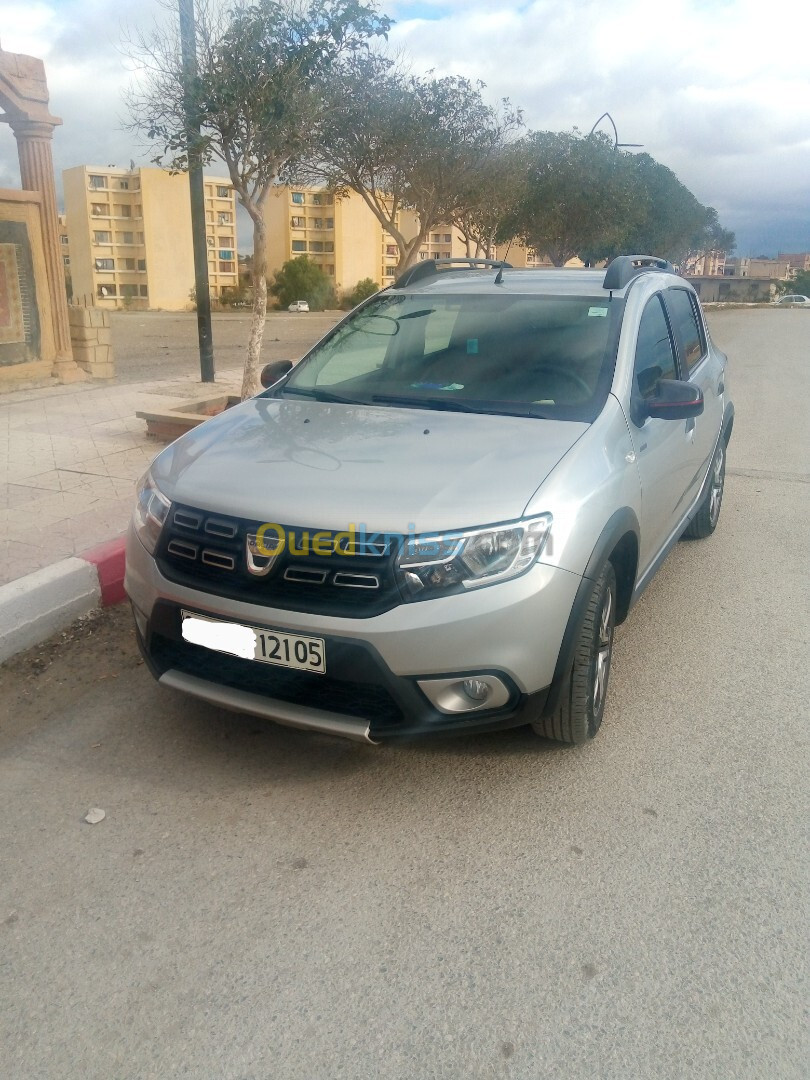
[666,288,705,373]
[280,292,620,421]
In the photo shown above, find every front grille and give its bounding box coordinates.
[157,504,404,617]
[151,633,404,727]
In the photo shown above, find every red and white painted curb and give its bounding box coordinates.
[0,536,127,664]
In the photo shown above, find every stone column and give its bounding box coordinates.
[10,117,84,382]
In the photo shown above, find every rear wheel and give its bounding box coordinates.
[683,439,725,539]
[532,561,616,745]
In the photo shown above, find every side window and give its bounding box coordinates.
[666,288,705,374]
[633,295,677,401]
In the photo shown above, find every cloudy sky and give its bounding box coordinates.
[1,0,808,256]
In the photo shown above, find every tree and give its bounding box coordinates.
[127,0,390,397]
[300,59,521,272]
[498,130,635,266]
[681,206,736,275]
[342,277,379,308]
[604,153,713,265]
[450,141,528,257]
[775,269,810,296]
[270,256,337,310]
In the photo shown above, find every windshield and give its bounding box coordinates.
[277,292,619,420]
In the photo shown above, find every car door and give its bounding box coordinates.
[627,293,694,575]
[662,287,723,510]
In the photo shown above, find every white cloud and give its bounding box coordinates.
[1,0,808,253]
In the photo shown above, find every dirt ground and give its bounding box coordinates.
[0,606,138,748]
[109,310,342,383]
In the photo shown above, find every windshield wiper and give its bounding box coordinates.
[370,393,480,413]
[280,386,368,405]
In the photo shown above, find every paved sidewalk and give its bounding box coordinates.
[0,367,243,586]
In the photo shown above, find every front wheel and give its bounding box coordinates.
[683,439,725,540]
[532,561,617,745]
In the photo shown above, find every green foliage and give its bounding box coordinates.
[775,270,810,296]
[499,130,735,267]
[498,130,636,266]
[342,277,379,309]
[299,58,522,270]
[270,257,337,310]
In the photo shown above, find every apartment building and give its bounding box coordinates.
[62,166,238,310]
[265,185,587,294]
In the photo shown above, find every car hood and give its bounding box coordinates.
[150,396,588,533]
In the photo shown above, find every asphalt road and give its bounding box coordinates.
[110,309,342,383]
[1,309,808,1079]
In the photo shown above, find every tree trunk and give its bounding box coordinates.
[242,211,268,400]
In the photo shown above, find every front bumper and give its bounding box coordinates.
[126,526,582,742]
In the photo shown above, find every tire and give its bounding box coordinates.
[683,439,725,540]
[532,561,617,745]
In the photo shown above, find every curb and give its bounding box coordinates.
[0,535,127,665]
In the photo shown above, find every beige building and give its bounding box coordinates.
[265,185,588,295]
[62,166,238,310]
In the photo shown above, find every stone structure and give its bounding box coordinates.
[0,44,83,384]
[68,300,114,378]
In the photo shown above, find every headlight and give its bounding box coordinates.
[133,471,171,554]
[397,514,552,600]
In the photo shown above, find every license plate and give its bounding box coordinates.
[181,610,325,673]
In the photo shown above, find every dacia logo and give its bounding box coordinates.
[245,531,283,577]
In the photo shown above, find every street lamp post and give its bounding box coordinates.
[588,112,643,151]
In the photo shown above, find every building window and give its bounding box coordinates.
[325,217,334,230]
[118,231,134,245]
[290,216,305,228]
[216,185,229,198]
[116,204,132,217]
[217,212,233,224]
[90,203,108,217]
[312,217,323,229]
[384,266,396,276]
[93,231,112,244]
[95,258,115,270]
[60,234,69,245]
[97,284,116,297]
[119,180,129,190]
[324,241,334,253]
[89,175,106,189]
[431,234,440,243]
[121,284,138,298]
[325,264,334,276]
[386,245,397,256]
[419,252,427,260]
[324,195,334,205]
[137,259,146,271]
[219,261,234,273]
[139,285,148,297]
[311,193,323,205]
[134,204,142,217]
[291,192,305,205]
[137,232,144,243]
[291,240,307,252]
[219,249,234,260]
[444,233,452,244]
[63,256,70,266]
[207,236,214,247]
[309,241,324,253]
[121,258,136,270]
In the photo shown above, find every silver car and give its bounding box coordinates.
[126,256,734,745]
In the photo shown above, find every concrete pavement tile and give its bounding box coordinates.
[2,470,64,492]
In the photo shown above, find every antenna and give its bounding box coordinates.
[494,238,514,284]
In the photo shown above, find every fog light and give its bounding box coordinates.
[462,678,490,702]
[417,674,511,714]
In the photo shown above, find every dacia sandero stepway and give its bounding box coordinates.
[126,255,733,745]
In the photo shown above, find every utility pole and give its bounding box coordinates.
[179,0,215,382]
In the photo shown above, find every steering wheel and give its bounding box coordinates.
[529,365,592,400]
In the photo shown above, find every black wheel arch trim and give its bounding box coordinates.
[722,401,734,445]
[542,508,639,717]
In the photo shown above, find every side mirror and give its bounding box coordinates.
[645,379,704,420]
[260,360,293,388]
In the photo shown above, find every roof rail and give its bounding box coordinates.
[392,257,512,290]
[602,255,676,292]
